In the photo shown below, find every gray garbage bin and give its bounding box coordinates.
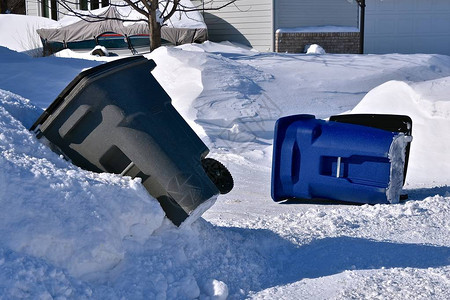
[30,56,233,226]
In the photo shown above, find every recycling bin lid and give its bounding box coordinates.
[329,114,412,136]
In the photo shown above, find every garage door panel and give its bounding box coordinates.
[397,17,414,35]
[366,0,450,54]
[415,36,450,54]
[432,16,450,33]
[372,16,396,35]
[414,16,433,34]
[393,38,409,53]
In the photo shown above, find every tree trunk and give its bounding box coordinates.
[149,7,161,51]
[0,0,7,13]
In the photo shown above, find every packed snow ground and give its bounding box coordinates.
[1,15,450,299]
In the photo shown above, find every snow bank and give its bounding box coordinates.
[147,47,206,136]
[0,248,93,299]
[90,45,110,57]
[146,45,278,156]
[0,14,58,56]
[178,40,258,55]
[0,47,102,109]
[54,48,118,62]
[0,90,165,279]
[305,44,326,55]
[350,77,450,186]
[251,265,450,299]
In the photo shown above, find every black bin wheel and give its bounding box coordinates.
[201,158,234,194]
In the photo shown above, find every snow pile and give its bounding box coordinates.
[0,14,58,55]
[0,248,93,299]
[0,90,165,279]
[251,266,450,299]
[148,46,206,135]
[90,45,110,57]
[0,47,102,108]
[351,77,450,185]
[55,48,118,62]
[305,44,326,55]
[178,40,258,55]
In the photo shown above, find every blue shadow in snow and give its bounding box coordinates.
[202,224,450,298]
[283,236,450,281]
[406,186,450,201]
[279,185,450,206]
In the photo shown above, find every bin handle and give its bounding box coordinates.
[58,105,91,138]
[279,140,301,184]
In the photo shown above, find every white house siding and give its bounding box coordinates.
[365,0,450,55]
[26,0,108,20]
[194,0,273,51]
[25,0,39,17]
[275,0,359,29]
[26,0,76,19]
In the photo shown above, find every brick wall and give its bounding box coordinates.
[275,32,360,54]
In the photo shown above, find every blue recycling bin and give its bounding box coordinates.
[271,114,412,204]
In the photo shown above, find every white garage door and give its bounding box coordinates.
[365,0,450,55]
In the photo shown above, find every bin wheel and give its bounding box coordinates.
[201,158,234,194]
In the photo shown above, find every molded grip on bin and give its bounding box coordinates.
[279,137,296,185]
[59,104,91,138]
[271,114,315,201]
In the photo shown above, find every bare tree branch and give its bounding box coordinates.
[162,0,180,22]
[123,0,149,18]
[179,0,237,12]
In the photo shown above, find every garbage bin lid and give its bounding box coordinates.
[30,56,154,132]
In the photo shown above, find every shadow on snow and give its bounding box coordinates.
[191,221,450,298]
